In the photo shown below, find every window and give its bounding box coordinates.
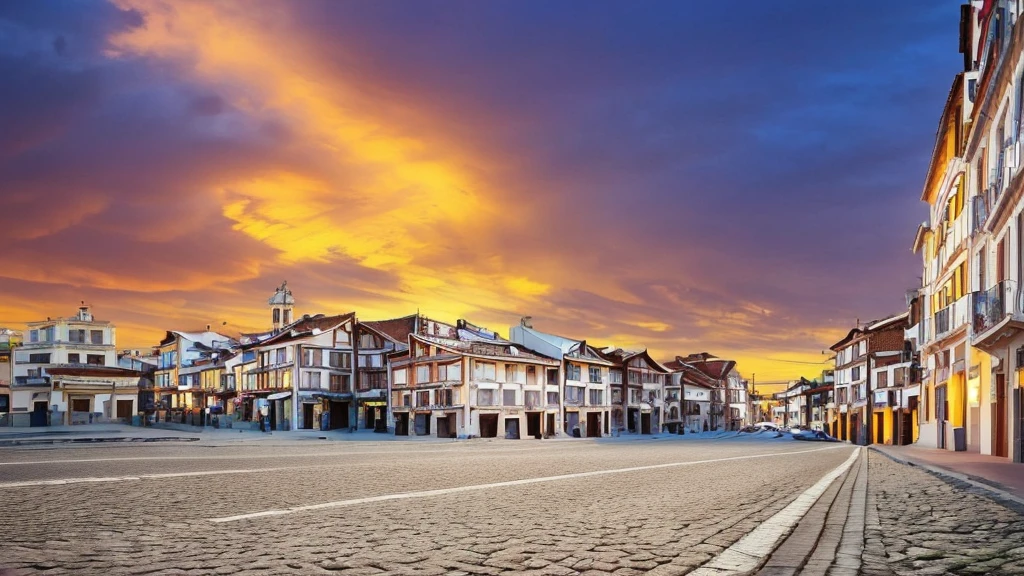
[473,361,496,381]
[477,389,497,406]
[609,370,622,384]
[547,369,558,386]
[505,364,517,383]
[329,351,350,368]
[301,371,322,389]
[589,389,603,405]
[502,389,517,406]
[359,333,378,349]
[438,363,461,382]
[566,385,584,405]
[302,348,323,367]
[87,354,104,365]
[416,365,430,384]
[273,309,281,324]
[566,363,581,381]
[546,391,559,406]
[29,330,38,343]
[852,367,861,381]
[612,388,622,404]
[526,365,537,385]
[417,391,430,406]
[67,353,80,364]
[69,329,85,343]
[28,353,50,364]
[362,372,387,390]
[438,388,454,406]
[358,354,383,368]
[91,330,103,345]
[525,390,541,408]
[0,394,8,413]
[329,374,350,393]
[27,368,41,378]
[336,327,351,344]
[393,368,407,386]
[629,389,642,404]
[588,366,602,383]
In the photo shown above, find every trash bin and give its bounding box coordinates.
[321,411,330,431]
[212,415,220,429]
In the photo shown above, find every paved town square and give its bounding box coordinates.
[0,436,1022,576]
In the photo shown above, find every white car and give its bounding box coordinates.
[754,422,781,432]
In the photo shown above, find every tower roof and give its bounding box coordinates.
[268,281,295,306]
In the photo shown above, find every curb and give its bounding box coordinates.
[869,446,1024,514]
[0,436,200,447]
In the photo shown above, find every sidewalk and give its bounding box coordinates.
[872,444,1024,502]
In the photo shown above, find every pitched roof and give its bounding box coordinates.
[160,330,235,348]
[595,347,670,373]
[261,313,356,345]
[361,315,418,346]
[414,333,558,365]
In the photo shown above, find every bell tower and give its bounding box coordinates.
[268,281,295,331]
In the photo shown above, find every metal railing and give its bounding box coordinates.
[972,279,1017,341]
[933,295,970,340]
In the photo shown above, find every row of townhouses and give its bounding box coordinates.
[810,1,1024,465]
[0,283,754,438]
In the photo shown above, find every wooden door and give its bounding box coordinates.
[996,374,1008,458]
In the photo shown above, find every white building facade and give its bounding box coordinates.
[11,304,118,425]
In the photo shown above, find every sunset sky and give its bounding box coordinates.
[0,0,958,381]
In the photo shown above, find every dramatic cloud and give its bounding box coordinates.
[0,0,958,380]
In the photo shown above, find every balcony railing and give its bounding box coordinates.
[933,295,969,341]
[934,307,949,335]
[972,280,1008,336]
[972,279,1024,344]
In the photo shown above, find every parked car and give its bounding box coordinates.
[753,422,781,432]
[792,429,840,442]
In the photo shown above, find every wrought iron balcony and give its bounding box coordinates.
[972,279,1024,350]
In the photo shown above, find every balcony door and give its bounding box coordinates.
[998,238,1006,283]
[1018,212,1024,299]
[996,373,1008,458]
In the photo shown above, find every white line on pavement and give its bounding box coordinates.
[0,466,310,488]
[206,445,852,523]
[688,447,862,576]
[0,446,560,467]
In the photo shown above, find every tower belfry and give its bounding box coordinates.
[268,281,295,331]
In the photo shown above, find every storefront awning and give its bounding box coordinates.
[312,391,353,401]
[267,391,291,400]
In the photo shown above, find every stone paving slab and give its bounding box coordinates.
[869,451,1024,576]
[0,441,852,575]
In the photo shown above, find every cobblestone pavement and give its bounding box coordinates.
[869,452,1024,576]
[0,439,852,575]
